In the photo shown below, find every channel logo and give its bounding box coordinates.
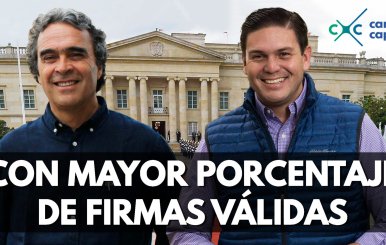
[329,8,367,46]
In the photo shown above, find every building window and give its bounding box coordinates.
[153,90,163,108]
[188,122,198,136]
[342,94,350,102]
[0,90,5,109]
[220,92,229,110]
[116,89,128,108]
[187,91,198,109]
[23,89,35,109]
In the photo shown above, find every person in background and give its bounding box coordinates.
[191,131,196,142]
[176,129,181,142]
[196,131,201,142]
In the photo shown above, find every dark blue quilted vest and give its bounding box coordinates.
[205,73,368,245]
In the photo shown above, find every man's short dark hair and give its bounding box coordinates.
[240,7,309,63]
[26,8,107,92]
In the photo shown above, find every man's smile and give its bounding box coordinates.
[53,80,79,87]
[261,77,286,84]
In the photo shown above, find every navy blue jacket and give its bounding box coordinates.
[0,97,178,245]
[205,73,368,245]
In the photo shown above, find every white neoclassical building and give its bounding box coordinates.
[0,31,386,142]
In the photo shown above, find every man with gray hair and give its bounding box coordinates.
[0,8,178,245]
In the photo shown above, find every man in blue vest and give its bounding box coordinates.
[169,7,386,245]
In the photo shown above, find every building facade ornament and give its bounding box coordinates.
[150,41,164,57]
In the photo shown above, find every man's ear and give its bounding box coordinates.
[242,57,247,75]
[303,45,312,71]
[97,66,103,80]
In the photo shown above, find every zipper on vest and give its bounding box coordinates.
[244,99,278,154]
[286,83,316,154]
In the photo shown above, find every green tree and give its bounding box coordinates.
[356,96,386,131]
[0,120,13,139]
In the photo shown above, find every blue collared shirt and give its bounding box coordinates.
[0,96,176,245]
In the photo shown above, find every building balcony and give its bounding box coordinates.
[149,107,168,114]
[0,44,27,58]
[311,53,386,69]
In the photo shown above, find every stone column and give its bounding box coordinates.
[127,76,137,120]
[210,78,219,121]
[139,76,148,125]
[168,77,177,142]
[105,76,114,109]
[178,77,187,140]
[200,78,209,138]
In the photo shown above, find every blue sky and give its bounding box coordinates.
[2,0,385,59]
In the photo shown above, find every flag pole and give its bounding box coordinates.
[17,45,26,124]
